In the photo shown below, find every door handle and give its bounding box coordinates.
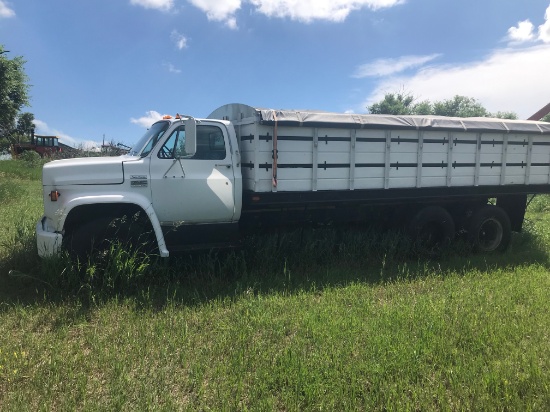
[215,163,232,169]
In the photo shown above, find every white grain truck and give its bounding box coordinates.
[36,103,550,258]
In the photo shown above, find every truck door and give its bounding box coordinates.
[149,123,236,224]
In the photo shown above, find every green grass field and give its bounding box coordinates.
[1,159,549,411]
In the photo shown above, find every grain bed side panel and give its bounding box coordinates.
[237,122,550,193]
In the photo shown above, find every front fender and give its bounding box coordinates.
[59,193,169,257]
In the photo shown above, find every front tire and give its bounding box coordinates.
[63,212,155,259]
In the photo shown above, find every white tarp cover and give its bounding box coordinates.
[209,103,550,135]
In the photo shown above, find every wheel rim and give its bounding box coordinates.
[477,217,503,251]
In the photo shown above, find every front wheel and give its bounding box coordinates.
[63,212,155,260]
[467,205,511,253]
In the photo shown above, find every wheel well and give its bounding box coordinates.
[63,203,149,234]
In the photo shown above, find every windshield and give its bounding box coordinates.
[128,121,170,157]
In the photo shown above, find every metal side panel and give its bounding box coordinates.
[384,130,391,189]
[254,124,259,191]
[475,133,481,186]
[447,132,453,187]
[237,123,550,193]
[526,135,533,185]
[500,134,508,186]
[416,131,423,188]
[350,129,356,190]
[312,128,319,191]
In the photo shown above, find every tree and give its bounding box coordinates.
[368,91,519,119]
[0,45,31,142]
[433,95,489,117]
[367,92,416,115]
[16,112,35,142]
[367,92,436,116]
[412,100,433,115]
[492,111,518,120]
[542,113,550,122]
[432,96,488,117]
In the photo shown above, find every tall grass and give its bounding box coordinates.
[1,157,549,304]
[0,153,44,181]
[1,159,549,410]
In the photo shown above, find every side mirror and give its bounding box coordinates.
[184,117,197,157]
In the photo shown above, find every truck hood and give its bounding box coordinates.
[42,156,139,186]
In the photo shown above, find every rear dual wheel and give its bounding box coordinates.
[467,205,511,253]
[408,204,512,255]
[408,206,455,255]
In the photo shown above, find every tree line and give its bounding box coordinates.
[367,91,550,122]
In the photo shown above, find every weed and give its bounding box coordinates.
[17,150,43,167]
[0,180,19,204]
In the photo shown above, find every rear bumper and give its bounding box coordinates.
[36,216,63,257]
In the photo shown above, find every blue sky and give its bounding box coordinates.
[1,0,550,149]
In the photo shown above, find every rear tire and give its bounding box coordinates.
[467,205,511,253]
[408,206,455,255]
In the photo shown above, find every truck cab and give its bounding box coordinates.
[36,116,242,258]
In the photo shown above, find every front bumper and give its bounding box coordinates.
[36,216,63,257]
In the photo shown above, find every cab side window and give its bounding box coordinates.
[158,125,226,160]
[195,125,226,160]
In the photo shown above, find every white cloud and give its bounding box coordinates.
[506,5,550,44]
[0,0,15,18]
[361,45,550,119]
[130,111,164,128]
[163,62,182,73]
[224,16,238,30]
[353,54,441,78]
[249,0,404,23]
[170,30,188,50]
[507,19,535,43]
[184,0,404,28]
[538,5,550,43]
[34,119,101,150]
[129,0,173,11]
[188,0,241,28]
